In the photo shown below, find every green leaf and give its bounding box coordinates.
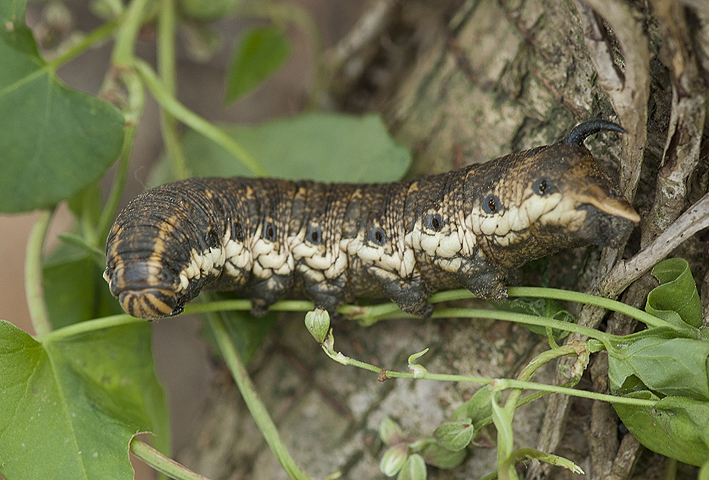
[490,394,514,461]
[178,0,239,20]
[433,420,474,452]
[0,0,124,213]
[201,301,278,364]
[451,385,493,428]
[646,258,703,328]
[151,112,411,184]
[414,438,467,469]
[700,460,709,480]
[304,308,330,344]
[497,297,574,339]
[0,320,169,480]
[43,244,123,330]
[607,333,709,401]
[225,26,291,103]
[66,184,103,229]
[614,393,709,467]
[397,454,427,480]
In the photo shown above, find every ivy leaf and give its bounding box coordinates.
[151,112,412,184]
[0,0,124,213]
[497,297,574,339]
[0,320,169,480]
[646,258,703,328]
[225,26,291,103]
[451,385,493,428]
[43,243,123,330]
[614,393,709,467]
[433,420,474,452]
[607,333,709,401]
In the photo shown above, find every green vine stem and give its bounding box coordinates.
[46,20,119,69]
[25,209,54,337]
[494,342,590,477]
[157,0,177,95]
[491,393,516,480]
[209,314,314,480]
[130,438,210,480]
[187,299,618,343]
[504,343,586,414]
[186,286,667,331]
[96,69,144,242]
[157,0,190,180]
[134,59,268,177]
[320,341,654,407]
[111,0,152,66]
[506,287,674,330]
[185,299,313,315]
[508,448,583,475]
[337,287,684,331]
[42,313,142,342]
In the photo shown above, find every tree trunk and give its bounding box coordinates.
[178,1,708,479]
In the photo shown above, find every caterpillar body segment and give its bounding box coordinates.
[105,121,640,320]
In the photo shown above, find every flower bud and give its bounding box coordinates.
[380,443,409,477]
[379,417,405,445]
[304,308,330,344]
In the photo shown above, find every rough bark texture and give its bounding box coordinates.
[178,1,708,479]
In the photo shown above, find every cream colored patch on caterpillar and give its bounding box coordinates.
[521,193,562,227]
[290,239,318,259]
[378,251,405,275]
[492,231,520,247]
[471,192,564,241]
[399,248,416,277]
[436,231,462,258]
[323,250,348,279]
[435,256,462,273]
[419,231,442,255]
[178,246,226,291]
[538,200,587,232]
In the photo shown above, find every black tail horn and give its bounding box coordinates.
[564,120,626,146]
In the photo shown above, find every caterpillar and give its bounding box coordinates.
[104,121,640,320]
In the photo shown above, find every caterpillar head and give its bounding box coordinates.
[470,121,640,268]
[104,182,224,320]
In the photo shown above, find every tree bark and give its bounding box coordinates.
[178,1,708,479]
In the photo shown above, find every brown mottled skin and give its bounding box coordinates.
[104,121,640,320]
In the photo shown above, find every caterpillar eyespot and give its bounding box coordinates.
[483,195,501,214]
[105,121,641,320]
[233,221,244,241]
[368,227,387,246]
[207,231,219,248]
[423,213,443,232]
[533,177,552,196]
[307,225,322,245]
[264,222,276,242]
